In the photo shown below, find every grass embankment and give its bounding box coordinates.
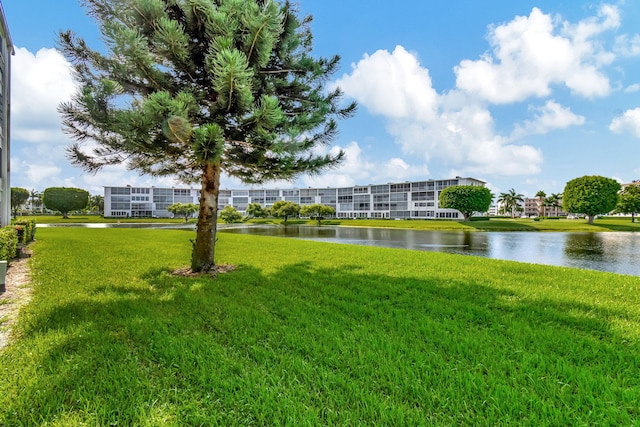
[251,217,640,232]
[24,215,194,224]
[25,214,640,232]
[1,228,639,425]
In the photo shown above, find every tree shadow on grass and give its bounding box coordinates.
[2,262,639,425]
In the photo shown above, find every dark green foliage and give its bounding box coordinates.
[10,188,30,218]
[300,203,335,225]
[14,219,37,244]
[167,202,199,222]
[57,0,355,271]
[439,185,492,221]
[270,200,300,223]
[0,227,18,261]
[497,188,524,218]
[245,202,268,218]
[563,176,621,224]
[615,183,640,221]
[219,205,242,223]
[42,187,90,219]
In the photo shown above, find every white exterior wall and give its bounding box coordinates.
[0,2,12,226]
[104,177,487,220]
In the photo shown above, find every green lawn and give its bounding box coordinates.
[20,214,195,224]
[22,214,640,232]
[1,228,639,425]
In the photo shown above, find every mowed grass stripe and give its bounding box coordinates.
[1,228,638,426]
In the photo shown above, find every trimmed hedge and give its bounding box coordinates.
[14,219,36,243]
[0,226,18,261]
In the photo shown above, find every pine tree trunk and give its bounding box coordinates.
[191,163,220,272]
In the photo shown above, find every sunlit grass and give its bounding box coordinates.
[1,228,639,425]
[253,216,640,232]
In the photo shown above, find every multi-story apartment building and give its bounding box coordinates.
[104,177,486,220]
[0,1,12,226]
[523,197,566,217]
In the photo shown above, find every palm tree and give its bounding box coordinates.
[497,188,525,218]
[545,193,562,216]
[30,189,45,214]
[535,190,546,218]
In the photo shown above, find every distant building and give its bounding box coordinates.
[0,1,11,226]
[103,177,487,220]
[523,197,567,217]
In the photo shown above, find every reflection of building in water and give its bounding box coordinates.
[103,177,487,219]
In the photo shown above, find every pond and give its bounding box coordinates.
[220,225,640,276]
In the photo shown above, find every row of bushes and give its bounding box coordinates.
[0,219,36,262]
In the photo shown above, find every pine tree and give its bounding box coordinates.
[58,0,356,272]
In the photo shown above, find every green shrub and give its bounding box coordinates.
[0,227,18,261]
[14,219,36,243]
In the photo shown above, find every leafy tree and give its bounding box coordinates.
[300,203,335,225]
[167,202,199,222]
[562,176,620,224]
[497,188,524,218]
[246,202,268,219]
[219,206,242,223]
[43,187,89,218]
[438,185,492,221]
[270,200,300,224]
[58,0,356,272]
[615,183,640,222]
[89,195,104,214]
[10,188,30,218]
[535,190,546,217]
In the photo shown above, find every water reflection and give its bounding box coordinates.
[222,225,640,276]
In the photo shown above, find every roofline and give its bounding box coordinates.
[0,1,14,55]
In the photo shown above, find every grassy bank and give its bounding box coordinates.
[251,216,640,232]
[1,228,639,425]
[24,214,640,232]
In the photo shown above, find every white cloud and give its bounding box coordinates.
[454,5,618,103]
[301,141,428,188]
[511,101,585,138]
[335,47,543,176]
[624,83,640,93]
[11,47,77,143]
[614,34,640,57]
[609,108,640,137]
[334,46,438,121]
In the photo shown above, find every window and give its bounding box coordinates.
[353,186,369,194]
[111,187,131,195]
[371,185,389,194]
[390,183,410,192]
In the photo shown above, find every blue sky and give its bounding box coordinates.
[3,0,640,196]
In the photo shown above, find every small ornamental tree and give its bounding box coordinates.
[43,187,90,218]
[58,0,356,272]
[167,202,199,222]
[10,187,30,218]
[562,176,620,224]
[438,185,492,221]
[270,200,300,224]
[246,203,268,219]
[300,203,335,225]
[615,184,640,222]
[219,206,242,223]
